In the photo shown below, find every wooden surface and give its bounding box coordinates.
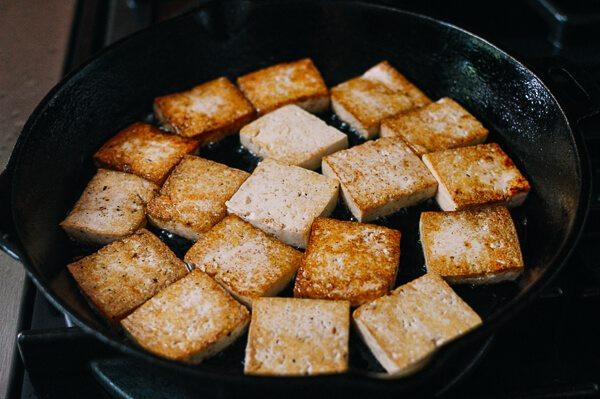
[0,1,75,397]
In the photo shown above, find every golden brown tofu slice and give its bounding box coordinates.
[420,205,524,283]
[244,297,350,376]
[362,61,431,108]
[121,269,249,363]
[94,122,199,185]
[422,143,531,211]
[353,273,482,375]
[381,97,488,155]
[322,137,437,221]
[60,169,158,246]
[237,58,329,115]
[146,155,249,241]
[331,61,430,138]
[185,215,302,307]
[331,77,412,139]
[67,229,188,324]
[294,218,401,306]
[153,77,256,144]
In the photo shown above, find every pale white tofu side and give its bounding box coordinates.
[239,104,348,170]
[225,159,339,248]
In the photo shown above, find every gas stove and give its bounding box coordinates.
[7,1,600,398]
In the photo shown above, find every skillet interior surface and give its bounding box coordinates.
[9,0,583,386]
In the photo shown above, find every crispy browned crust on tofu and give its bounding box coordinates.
[330,77,413,134]
[60,169,159,246]
[236,58,329,115]
[330,61,430,138]
[381,97,488,155]
[322,138,437,221]
[244,297,350,376]
[67,229,188,324]
[153,77,256,143]
[146,156,249,241]
[121,269,249,363]
[184,215,302,306]
[93,122,199,185]
[362,61,431,108]
[352,273,482,374]
[422,143,531,210]
[294,218,401,306]
[420,205,524,283]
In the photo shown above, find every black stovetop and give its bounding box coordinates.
[8,1,600,398]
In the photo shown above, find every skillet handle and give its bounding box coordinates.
[0,167,22,262]
[527,57,600,124]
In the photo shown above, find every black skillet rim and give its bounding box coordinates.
[8,0,592,388]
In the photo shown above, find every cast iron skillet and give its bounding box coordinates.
[0,0,595,396]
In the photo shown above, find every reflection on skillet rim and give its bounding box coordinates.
[7,0,590,384]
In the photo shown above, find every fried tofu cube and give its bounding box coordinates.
[420,205,524,284]
[331,78,411,139]
[381,97,488,155]
[294,218,401,306]
[421,143,531,211]
[153,77,256,144]
[185,215,303,307]
[322,138,437,222]
[244,297,350,376]
[94,122,199,185]
[331,61,430,138]
[121,269,249,363]
[237,58,329,115]
[146,156,249,241]
[353,273,482,375]
[362,61,431,108]
[67,229,188,324]
[60,169,159,246]
[239,104,348,170]
[226,159,339,248]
